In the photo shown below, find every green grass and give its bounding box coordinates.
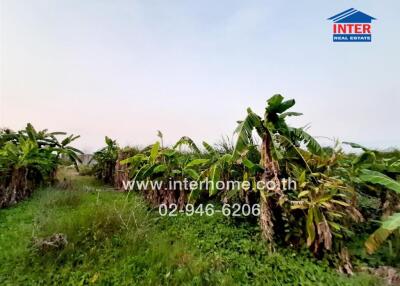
[0,174,380,285]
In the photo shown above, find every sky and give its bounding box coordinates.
[1,0,399,152]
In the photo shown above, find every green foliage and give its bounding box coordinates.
[233,94,322,158]
[174,136,201,153]
[78,164,94,176]
[358,169,400,254]
[365,213,400,254]
[289,174,358,252]
[360,169,400,194]
[0,179,380,285]
[91,136,119,184]
[0,124,82,207]
[68,95,400,269]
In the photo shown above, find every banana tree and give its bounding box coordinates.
[91,136,118,184]
[365,213,400,255]
[200,141,235,198]
[234,94,322,247]
[17,123,82,170]
[0,137,57,206]
[343,142,400,218]
[360,169,400,254]
[0,124,82,207]
[290,171,363,254]
[120,138,207,207]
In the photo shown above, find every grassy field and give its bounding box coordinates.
[0,172,380,285]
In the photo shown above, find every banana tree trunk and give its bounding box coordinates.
[114,151,130,190]
[260,198,274,246]
[259,134,281,248]
[8,167,29,206]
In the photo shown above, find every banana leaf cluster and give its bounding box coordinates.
[0,123,82,207]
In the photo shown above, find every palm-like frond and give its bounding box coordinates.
[233,108,264,158]
[288,127,323,155]
[359,169,400,194]
[365,213,400,254]
[173,136,200,153]
[265,94,295,114]
[202,141,217,155]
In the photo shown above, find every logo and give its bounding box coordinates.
[328,8,376,42]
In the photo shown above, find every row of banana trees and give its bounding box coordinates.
[91,95,400,264]
[0,124,82,207]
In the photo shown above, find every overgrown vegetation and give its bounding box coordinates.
[1,95,399,284]
[0,124,82,207]
[0,174,380,285]
[88,95,400,279]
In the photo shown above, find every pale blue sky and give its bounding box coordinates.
[1,1,399,152]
